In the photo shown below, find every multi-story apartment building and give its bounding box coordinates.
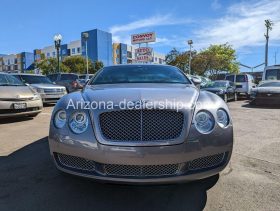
[0,52,34,72]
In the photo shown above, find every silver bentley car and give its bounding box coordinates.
[0,73,43,118]
[48,65,233,184]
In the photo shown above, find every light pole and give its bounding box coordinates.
[187,40,193,75]
[82,32,89,75]
[53,34,62,73]
[264,19,273,67]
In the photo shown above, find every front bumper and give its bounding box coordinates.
[0,99,43,118]
[40,93,66,103]
[48,123,233,184]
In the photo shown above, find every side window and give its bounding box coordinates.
[47,74,57,82]
[225,75,235,82]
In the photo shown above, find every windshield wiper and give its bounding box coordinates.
[0,84,24,86]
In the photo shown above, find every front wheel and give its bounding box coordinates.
[234,93,238,101]
[224,94,228,103]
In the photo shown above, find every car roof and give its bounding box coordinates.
[11,73,45,76]
[214,80,229,82]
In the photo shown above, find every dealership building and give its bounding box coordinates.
[0,28,166,72]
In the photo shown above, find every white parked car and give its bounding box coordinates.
[262,65,280,81]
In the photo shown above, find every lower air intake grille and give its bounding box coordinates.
[189,153,225,170]
[57,153,95,171]
[104,163,182,177]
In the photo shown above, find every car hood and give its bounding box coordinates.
[30,83,65,89]
[0,86,35,99]
[253,87,280,93]
[82,83,199,109]
[202,87,225,92]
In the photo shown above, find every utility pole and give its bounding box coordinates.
[264,19,273,67]
[82,32,89,75]
[187,40,193,75]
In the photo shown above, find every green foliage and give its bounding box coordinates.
[35,58,69,75]
[35,56,104,75]
[166,43,239,78]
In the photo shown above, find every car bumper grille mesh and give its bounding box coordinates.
[54,152,227,177]
[188,153,225,170]
[99,109,184,142]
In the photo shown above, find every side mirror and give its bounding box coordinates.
[191,77,202,87]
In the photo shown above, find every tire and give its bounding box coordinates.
[234,93,238,101]
[224,94,228,103]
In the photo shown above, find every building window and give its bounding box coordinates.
[47,53,50,58]
[72,48,75,54]
[77,47,80,54]
[52,52,56,57]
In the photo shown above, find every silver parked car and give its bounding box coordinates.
[49,65,233,184]
[12,74,67,104]
[0,73,43,118]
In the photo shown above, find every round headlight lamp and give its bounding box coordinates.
[54,110,66,128]
[217,109,229,128]
[69,111,89,134]
[194,110,215,134]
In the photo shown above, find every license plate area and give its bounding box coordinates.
[13,103,27,109]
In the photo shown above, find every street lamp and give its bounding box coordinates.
[82,32,89,75]
[53,34,62,73]
[187,40,193,75]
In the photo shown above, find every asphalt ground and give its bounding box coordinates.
[0,101,279,211]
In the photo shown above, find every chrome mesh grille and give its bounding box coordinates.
[99,110,184,141]
[189,153,225,170]
[104,163,183,177]
[57,153,95,171]
[44,88,65,93]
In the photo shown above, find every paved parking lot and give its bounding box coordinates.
[0,101,279,211]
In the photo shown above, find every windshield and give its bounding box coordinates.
[265,69,280,80]
[91,65,190,85]
[236,75,246,82]
[204,81,227,88]
[20,75,52,84]
[0,74,25,86]
[259,81,280,87]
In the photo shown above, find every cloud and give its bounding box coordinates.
[195,0,280,49]
[110,14,192,34]
[211,0,221,10]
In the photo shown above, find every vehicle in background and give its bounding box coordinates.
[200,76,211,87]
[202,80,237,102]
[225,74,256,98]
[77,74,95,88]
[12,74,67,104]
[47,73,82,93]
[250,80,280,106]
[0,73,43,118]
[262,65,280,81]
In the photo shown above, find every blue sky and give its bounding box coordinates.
[0,0,280,72]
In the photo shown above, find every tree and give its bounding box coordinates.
[192,44,239,78]
[62,56,95,74]
[93,60,104,72]
[35,58,69,75]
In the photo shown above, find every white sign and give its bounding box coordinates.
[136,55,153,62]
[131,32,156,44]
[135,47,153,56]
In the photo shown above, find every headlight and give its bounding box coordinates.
[32,93,40,100]
[54,110,66,128]
[69,111,89,134]
[216,109,229,128]
[194,110,215,134]
[217,90,224,94]
[36,88,44,93]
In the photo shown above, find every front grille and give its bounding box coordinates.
[54,152,228,178]
[188,153,225,170]
[44,88,65,93]
[99,110,184,142]
[104,163,183,177]
[236,85,242,88]
[57,153,95,171]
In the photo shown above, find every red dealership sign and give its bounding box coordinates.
[131,32,156,44]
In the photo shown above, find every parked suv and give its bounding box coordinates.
[262,65,280,81]
[47,73,82,93]
[225,74,256,98]
[12,74,67,104]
